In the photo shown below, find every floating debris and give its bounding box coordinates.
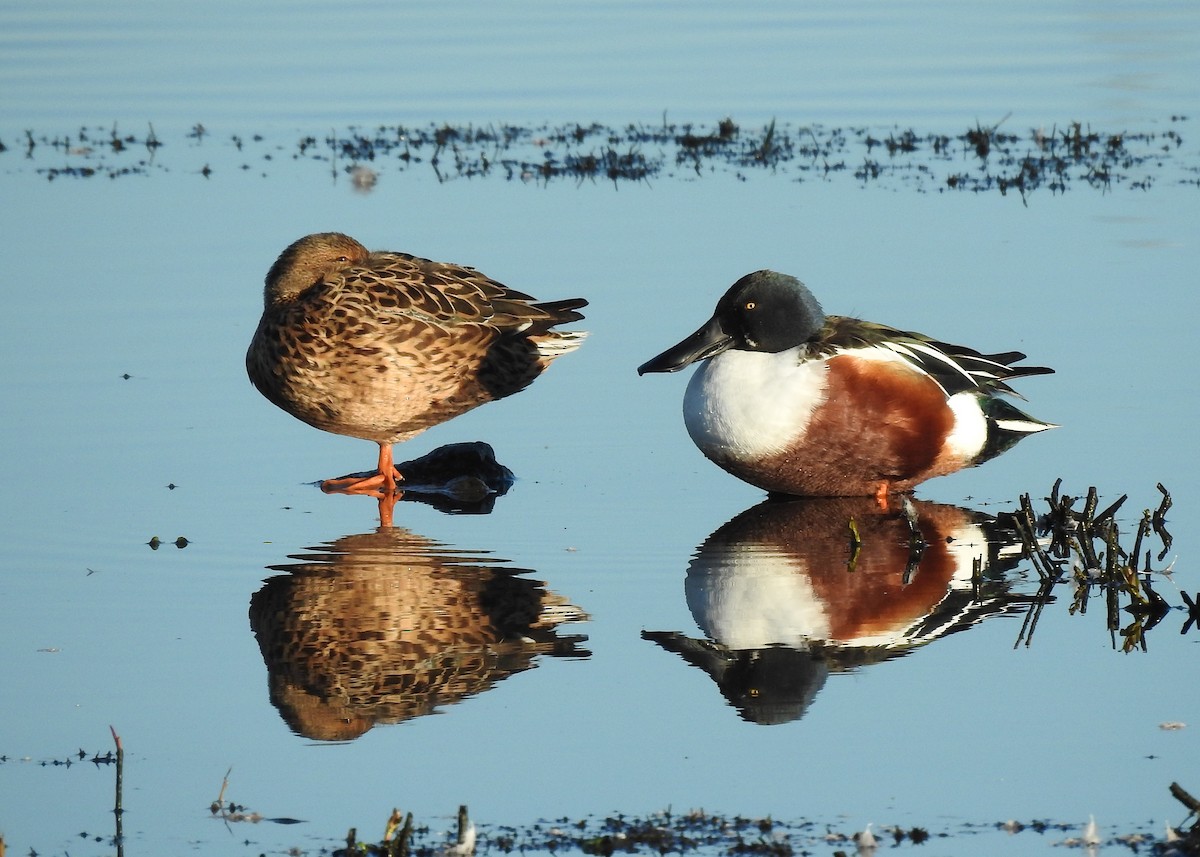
[443,805,476,857]
[350,163,378,192]
[6,116,1195,196]
[855,822,877,853]
[208,766,303,826]
[146,535,190,550]
[314,804,1199,857]
[0,745,116,768]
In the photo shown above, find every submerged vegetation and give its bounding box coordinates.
[1003,481,1194,650]
[5,115,1196,198]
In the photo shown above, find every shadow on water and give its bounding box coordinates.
[249,526,590,741]
[644,496,1035,725]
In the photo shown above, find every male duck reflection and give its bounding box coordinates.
[247,233,587,496]
[638,271,1055,499]
[644,496,1035,725]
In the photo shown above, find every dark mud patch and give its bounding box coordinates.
[6,116,1197,198]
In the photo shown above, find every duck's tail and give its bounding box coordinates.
[535,297,588,325]
[977,396,1058,464]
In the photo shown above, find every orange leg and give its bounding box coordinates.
[377,443,398,493]
[376,492,400,528]
[874,480,891,509]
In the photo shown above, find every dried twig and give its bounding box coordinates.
[110,726,124,856]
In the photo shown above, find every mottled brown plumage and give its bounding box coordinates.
[246,233,587,496]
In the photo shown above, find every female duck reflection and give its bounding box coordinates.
[644,497,1037,726]
[249,526,590,741]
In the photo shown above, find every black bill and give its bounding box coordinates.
[637,315,734,375]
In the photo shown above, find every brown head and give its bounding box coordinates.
[263,232,370,306]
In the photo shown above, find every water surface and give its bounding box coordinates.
[2,3,1198,856]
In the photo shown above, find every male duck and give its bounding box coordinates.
[247,232,587,495]
[638,270,1055,500]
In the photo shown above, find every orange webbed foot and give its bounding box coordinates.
[319,442,402,495]
[319,470,403,495]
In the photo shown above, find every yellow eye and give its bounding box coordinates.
[745,301,756,310]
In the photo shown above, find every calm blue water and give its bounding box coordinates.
[3,0,1198,130]
[2,3,1198,856]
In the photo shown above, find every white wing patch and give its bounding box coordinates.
[943,392,989,460]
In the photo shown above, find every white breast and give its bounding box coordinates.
[682,347,827,460]
[685,550,831,648]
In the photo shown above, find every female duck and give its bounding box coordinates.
[247,233,587,495]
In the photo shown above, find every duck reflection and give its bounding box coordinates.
[644,497,1036,725]
[250,528,589,740]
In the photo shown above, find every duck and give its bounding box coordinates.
[247,232,587,496]
[638,270,1054,501]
